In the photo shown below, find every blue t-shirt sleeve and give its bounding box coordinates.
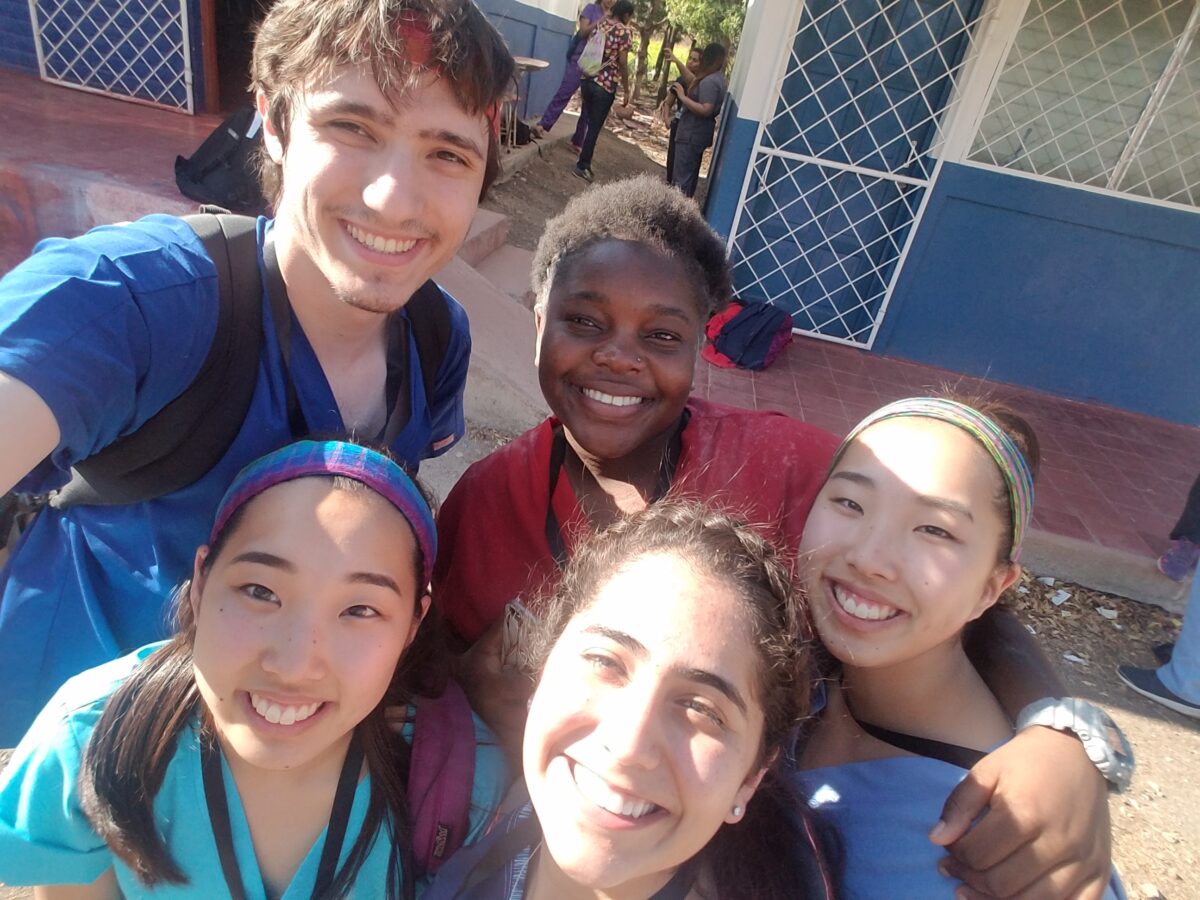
[0,215,219,470]
[423,289,471,458]
[0,686,111,884]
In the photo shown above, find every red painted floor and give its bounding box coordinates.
[0,70,217,269]
[699,335,1200,562]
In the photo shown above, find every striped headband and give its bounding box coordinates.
[210,441,437,586]
[831,398,1035,561]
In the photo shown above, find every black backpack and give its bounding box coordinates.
[174,107,269,215]
[0,211,452,546]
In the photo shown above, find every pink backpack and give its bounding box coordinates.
[409,679,477,874]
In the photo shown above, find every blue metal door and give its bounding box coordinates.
[728,0,985,346]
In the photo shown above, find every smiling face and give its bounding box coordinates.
[190,478,427,775]
[799,417,1018,672]
[534,239,703,465]
[261,64,489,319]
[523,551,767,894]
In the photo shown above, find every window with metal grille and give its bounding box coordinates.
[969,0,1200,207]
[31,0,193,112]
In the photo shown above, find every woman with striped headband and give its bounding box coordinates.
[0,440,506,899]
[792,398,1126,899]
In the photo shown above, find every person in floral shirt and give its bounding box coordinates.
[574,0,634,182]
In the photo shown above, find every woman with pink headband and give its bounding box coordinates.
[793,397,1127,899]
[0,440,506,899]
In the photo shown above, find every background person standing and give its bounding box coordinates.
[669,42,728,198]
[660,46,701,188]
[573,0,634,183]
[532,0,612,150]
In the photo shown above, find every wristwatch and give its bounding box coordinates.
[1015,697,1134,791]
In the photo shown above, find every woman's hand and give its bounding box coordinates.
[930,727,1112,898]
[454,617,534,766]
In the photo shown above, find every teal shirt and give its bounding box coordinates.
[0,644,508,896]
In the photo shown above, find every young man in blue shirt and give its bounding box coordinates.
[0,0,514,744]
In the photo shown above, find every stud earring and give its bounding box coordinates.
[731,804,744,818]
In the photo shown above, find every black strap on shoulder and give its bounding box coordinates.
[406,281,453,419]
[201,730,363,900]
[52,212,263,508]
[852,718,987,770]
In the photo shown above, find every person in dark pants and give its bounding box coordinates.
[531,0,611,149]
[1116,471,1200,719]
[1158,473,1200,580]
[669,42,728,198]
[573,0,634,183]
[662,47,701,186]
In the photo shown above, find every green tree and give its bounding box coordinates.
[666,0,744,48]
[630,0,670,100]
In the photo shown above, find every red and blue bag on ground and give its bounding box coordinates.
[702,300,794,370]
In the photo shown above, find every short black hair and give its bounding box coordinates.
[531,175,733,319]
[611,0,634,21]
[701,42,727,71]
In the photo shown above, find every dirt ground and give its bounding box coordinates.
[482,93,707,251]
[2,97,1197,900]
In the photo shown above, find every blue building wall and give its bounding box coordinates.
[873,162,1200,427]
[0,0,36,73]
[704,97,758,240]
[479,0,573,120]
[2,0,571,120]
[2,0,206,111]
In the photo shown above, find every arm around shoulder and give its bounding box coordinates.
[935,606,1115,899]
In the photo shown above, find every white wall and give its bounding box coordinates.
[726,0,802,123]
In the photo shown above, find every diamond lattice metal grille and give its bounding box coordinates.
[730,155,927,344]
[728,0,983,348]
[32,0,192,112]
[969,0,1199,205]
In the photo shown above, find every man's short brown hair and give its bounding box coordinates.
[251,0,514,204]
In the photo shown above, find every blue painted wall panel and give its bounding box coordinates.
[0,0,37,73]
[705,99,757,239]
[479,0,573,120]
[875,162,1200,426]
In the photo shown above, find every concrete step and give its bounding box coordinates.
[457,208,510,267]
[473,243,536,309]
[432,254,547,438]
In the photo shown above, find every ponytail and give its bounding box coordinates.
[78,631,199,885]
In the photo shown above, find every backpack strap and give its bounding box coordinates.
[407,280,453,415]
[408,679,477,875]
[51,213,263,508]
